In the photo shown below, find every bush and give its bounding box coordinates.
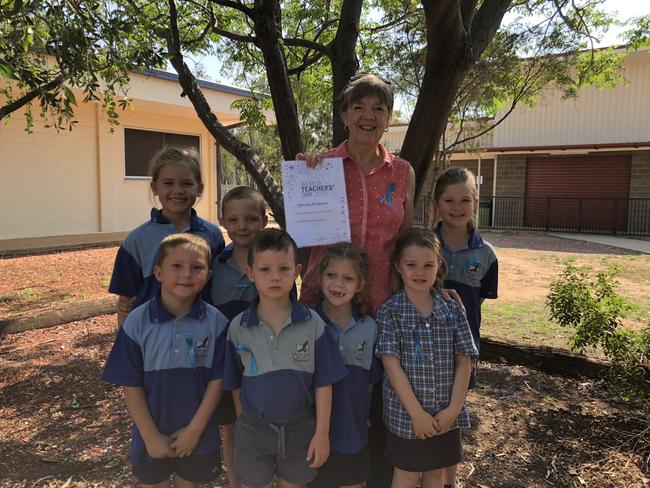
[546,264,650,398]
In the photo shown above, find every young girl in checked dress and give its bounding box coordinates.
[375,228,478,488]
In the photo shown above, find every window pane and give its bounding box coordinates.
[124,129,200,177]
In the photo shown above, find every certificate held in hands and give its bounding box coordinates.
[280,158,351,248]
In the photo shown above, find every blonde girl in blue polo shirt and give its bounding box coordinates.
[375,228,478,488]
[310,242,382,488]
[109,147,224,328]
[432,167,498,487]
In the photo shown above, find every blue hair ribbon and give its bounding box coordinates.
[236,345,258,375]
[379,182,396,209]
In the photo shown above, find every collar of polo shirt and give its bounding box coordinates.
[149,295,206,322]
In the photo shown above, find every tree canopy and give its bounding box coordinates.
[2,0,648,223]
[0,0,165,131]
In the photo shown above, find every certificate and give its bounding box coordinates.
[281,158,351,247]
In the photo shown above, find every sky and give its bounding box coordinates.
[192,0,650,86]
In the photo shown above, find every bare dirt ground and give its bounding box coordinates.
[1,231,649,487]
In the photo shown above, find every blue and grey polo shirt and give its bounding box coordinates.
[109,208,224,308]
[314,303,382,454]
[101,296,228,464]
[435,225,498,349]
[209,243,257,320]
[224,299,347,422]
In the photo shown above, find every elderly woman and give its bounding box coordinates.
[298,73,415,488]
[299,73,415,315]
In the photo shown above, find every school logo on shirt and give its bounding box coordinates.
[293,340,310,362]
[464,259,483,282]
[196,336,210,357]
[355,340,367,360]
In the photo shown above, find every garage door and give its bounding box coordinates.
[524,154,631,232]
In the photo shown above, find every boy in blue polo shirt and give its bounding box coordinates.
[210,186,268,488]
[211,186,268,319]
[224,229,347,488]
[102,233,228,487]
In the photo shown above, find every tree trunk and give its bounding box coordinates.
[400,1,473,199]
[330,0,363,146]
[167,51,286,226]
[401,0,511,225]
[254,0,305,161]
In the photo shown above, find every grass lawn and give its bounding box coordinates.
[480,231,650,354]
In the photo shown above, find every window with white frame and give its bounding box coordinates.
[124,128,200,178]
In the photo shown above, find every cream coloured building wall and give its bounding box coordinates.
[1,101,100,240]
[0,71,258,248]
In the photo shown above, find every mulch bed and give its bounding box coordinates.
[1,315,647,487]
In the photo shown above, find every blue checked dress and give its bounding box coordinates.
[375,290,478,439]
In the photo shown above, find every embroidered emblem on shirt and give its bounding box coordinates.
[196,336,210,357]
[293,340,310,362]
[355,340,367,360]
[379,182,396,209]
[463,259,482,281]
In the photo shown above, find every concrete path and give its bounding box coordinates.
[549,233,650,254]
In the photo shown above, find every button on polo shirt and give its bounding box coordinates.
[224,299,347,422]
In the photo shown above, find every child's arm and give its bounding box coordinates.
[381,355,439,439]
[232,388,243,417]
[171,379,223,457]
[307,384,332,468]
[123,386,174,459]
[116,295,135,328]
[433,355,472,434]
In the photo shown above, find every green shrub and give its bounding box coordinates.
[546,264,650,398]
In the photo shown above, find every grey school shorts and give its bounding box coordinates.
[234,409,317,488]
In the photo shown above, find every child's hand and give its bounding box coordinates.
[441,288,465,313]
[296,152,323,168]
[306,431,330,468]
[170,426,201,457]
[144,432,175,459]
[411,409,438,439]
[433,408,457,435]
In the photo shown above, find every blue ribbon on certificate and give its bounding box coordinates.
[380,182,396,209]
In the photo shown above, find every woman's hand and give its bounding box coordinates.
[296,152,323,168]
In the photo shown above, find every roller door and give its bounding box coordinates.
[524,154,631,232]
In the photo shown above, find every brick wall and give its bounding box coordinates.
[493,155,527,227]
[628,151,650,234]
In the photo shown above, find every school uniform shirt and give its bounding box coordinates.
[224,299,348,422]
[434,224,498,349]
[300,142,411,315]
[375,290,478,440]
[314,302,382,454]
[109,208,224,308]
[101,297,228,464]
[209,243,257,320]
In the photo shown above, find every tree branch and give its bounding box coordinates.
[212,26,257,44]
[283,36,333,57]
[166,0,286,225]
[470,0,511,57]
[0,74,66,121]
[288,51,326,76]
[209,0,254,16]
